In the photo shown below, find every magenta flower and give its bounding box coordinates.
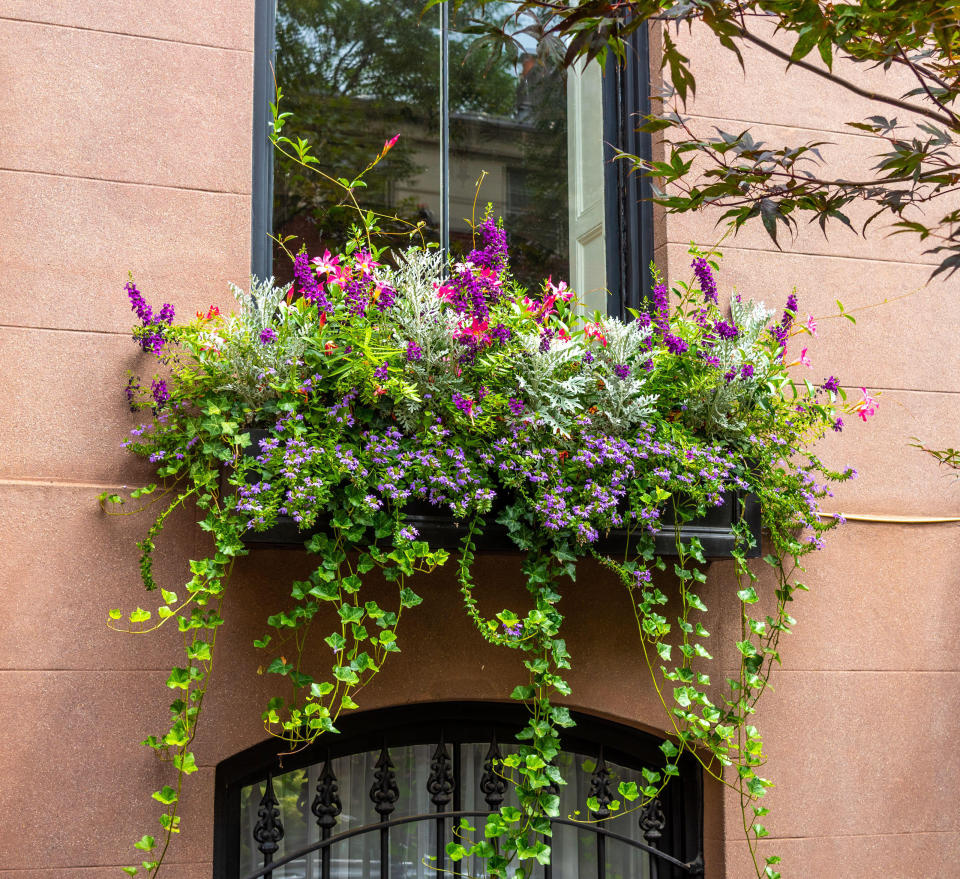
[853,388,879,422]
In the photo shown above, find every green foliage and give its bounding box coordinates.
[106,101,860,879]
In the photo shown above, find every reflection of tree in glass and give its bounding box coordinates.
[449,6,570,290]
[273,0,517,280]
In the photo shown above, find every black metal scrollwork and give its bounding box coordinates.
[427,739,455,809]
[252,774,284,856]
[479,734,507,810]
[588,749,615,819]
[312,756,343,830]
[370,745,400,819]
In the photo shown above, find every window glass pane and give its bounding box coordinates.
[272,1,576,292]
[448,5,570,289]
[273,0,444,284]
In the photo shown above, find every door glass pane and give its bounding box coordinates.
[239,743,652,878]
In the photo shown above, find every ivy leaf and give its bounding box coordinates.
[133,835,155,852]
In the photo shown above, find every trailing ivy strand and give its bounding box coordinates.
[105,134,869,879]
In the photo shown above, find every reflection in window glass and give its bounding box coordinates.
[272,0,569,291]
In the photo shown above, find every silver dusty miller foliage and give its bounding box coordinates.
[200,277,300,408]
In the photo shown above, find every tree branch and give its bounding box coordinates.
[896,42,960,126]
[733,25,957,129]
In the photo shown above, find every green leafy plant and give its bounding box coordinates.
[104,110,870,879]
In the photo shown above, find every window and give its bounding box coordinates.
[251,0,654,317]
[214,702,704,878]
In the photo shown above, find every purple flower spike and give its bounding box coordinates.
[259,327,277,345]
[691,257,718,304]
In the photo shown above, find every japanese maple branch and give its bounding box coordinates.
[733,25,957,129]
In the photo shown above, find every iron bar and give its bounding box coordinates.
[370,745,399,879]
[428,738,455,875]
[311,756,341,879]
[252,774,284,879]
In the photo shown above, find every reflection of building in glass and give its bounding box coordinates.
[272,1,568,290]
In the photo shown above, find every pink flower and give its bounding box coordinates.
[853,388,879,422]
[806,314,818,336]
[382,133,400,155]
[456,316,490,342]
[311,250,339,277]
[799,347,812,368]
[353,250,377,274]
[435,282,456,302]
[546,276,574,302]
[584,322,608,347]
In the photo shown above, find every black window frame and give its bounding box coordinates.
[250,0,654,315]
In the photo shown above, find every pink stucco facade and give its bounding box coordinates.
[1,5,958,878]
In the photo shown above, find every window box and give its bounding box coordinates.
[235,429,762,559]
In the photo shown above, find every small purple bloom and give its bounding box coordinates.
[259,327,277,345]
[613,363,630,379]
[833,417,844,432]
[740,364,755,379]
[406,341,423,362]
[822,375,839,393]
[508,397,525,416]
[714,320,738,340]
[373,361,389,381]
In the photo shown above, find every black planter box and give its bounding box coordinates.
[234,430,761,559]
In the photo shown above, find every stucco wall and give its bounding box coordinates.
[2,5,959,878]
[0,4,255,876]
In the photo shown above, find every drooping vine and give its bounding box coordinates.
[105,107,869,878]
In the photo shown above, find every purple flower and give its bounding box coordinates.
[822,375,839,393]
[406,341,423,362]
[833,417,844,432]
[664,333,688,355]
[714,320,738,340]
[373,361,389,381]
[452,392,477,417]
[508,397,525,416]
[125,377,139,411]
[583,351,595,364]
[259,327,277,345]
[491,322,511,345]
[398,526,419,541]
[651,283,670,334]
[502,622,523,638]
[691,257,718,304]
[293,251,330,310]
[150,378,169,407]
[613,363,630,379]
[740,364,755,379]
[126,281,152,323]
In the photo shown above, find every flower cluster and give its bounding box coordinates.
[116,221,867,879]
